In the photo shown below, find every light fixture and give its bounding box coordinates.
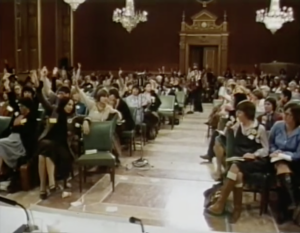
[256,0,294,34]
[64,0,86,11]
[113,0,148,33]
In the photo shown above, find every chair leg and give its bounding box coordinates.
[83,166,87,183]
[63,179,67,189]
[71,167,74,178]
[133,137,136,151]
[79,166,82,193]
[129,138,133,156]
[110,167,115,192]
[171,113,175,129]
[254,192,257,201]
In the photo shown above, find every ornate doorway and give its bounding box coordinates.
[179,10,229,74]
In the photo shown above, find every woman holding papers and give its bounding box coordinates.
[269,102,300,223]
[207,101,269,223]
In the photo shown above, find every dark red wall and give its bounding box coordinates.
[73,0,300,72]
[0,0,15,68]
[1,0,300,72]
[41,0,56,69]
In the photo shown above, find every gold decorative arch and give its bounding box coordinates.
[179,9,229,74]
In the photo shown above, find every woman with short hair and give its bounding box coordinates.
[207,101,269,223]
[269,102,300,223]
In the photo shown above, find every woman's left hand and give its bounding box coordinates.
[243,153,256,160]
[13,115,24,126]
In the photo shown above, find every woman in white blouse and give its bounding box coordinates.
[75,81,123,163]
[251,89,265,113]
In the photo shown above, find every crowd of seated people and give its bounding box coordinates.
[202,69,300,225]
[0,63,191,199]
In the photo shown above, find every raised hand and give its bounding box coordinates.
[40,66,48,77]
[52,67,59,76]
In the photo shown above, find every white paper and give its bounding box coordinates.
[226,157,245,162]
[105,206,118,213]
[70,201,83,207]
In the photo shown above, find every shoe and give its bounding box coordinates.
[278,174,296,210]
[49,185,57,194]
[200,155,212,162]
[206,178,235,215]
[39,192,47,200]
[230,187,243,223]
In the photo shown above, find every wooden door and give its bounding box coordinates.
[203,46,218,73]
[189,45,204,69]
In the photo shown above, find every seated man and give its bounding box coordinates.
[257,97,282,131]
[278,89,292,112]
[206,100,269,223]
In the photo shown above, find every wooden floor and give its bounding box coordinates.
[3,105,300,232]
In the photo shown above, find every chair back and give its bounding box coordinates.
[158,95,175,111]
[225,128,235,159]
[288,100,300,105]
[83,121,114,151]
[0,116,11,136]
[217,117,228,131]
[128,107,137,126]
[267,93,280,100]
[175,91,186,108]
[255,112,264,118]
[37,108,45,119]
[106,113,118,132]
[213,99,224,107]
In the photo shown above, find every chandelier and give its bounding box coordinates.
[64,0,86,11]
[256,0,294,34]
[113,0,148,33]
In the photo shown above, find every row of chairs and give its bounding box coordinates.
[0,91,187,193]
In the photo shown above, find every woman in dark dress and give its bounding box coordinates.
[142,82,161,139]
[0,98,38,175]
[193,79,203,112]
[207,101,269,223]
[108,88,135,132]
[35,81,77,199]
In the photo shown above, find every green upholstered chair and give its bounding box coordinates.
[121,106,137,156]
[76,121,115,192]
[37,108,45,119]
[225,128,234,160]
[288,100,300,105]
[175,91,186,109]
[0,116,11,136]
[255,112,265,118]
[217,117,228,131]
[267,93,280,100]
[158,95,176,129]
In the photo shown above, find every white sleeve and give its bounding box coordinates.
[218,87,226,97]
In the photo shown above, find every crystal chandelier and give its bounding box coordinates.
[113,0,148,33]
[64,0,86,11]
[256,0,294,34]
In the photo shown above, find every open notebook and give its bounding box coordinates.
[270,153,291,163]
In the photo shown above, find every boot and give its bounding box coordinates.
[207,178,235,215]
[230,187,243,223]
[278,174,296,210]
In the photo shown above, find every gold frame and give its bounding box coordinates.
[179,10,229,74]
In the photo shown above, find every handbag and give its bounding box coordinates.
[203,182,223,209]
